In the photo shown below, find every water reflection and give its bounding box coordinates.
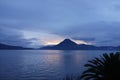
[0,50,117,80]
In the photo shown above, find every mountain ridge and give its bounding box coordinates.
[0,39,120,50]
[40,39,120,50]
[0,43,31,50]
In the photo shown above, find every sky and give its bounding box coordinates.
[1,0,120,48]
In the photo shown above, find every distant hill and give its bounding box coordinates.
[0,43,31,50]
[53,39,79,50]
[1,39,119,50]
[40,39,78,50]
[40,39,120,50]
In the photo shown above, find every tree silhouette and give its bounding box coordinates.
[80,52,120,80]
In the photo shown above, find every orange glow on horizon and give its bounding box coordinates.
[44,39,63,45]
[43,39,91,45]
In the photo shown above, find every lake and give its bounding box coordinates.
[0,50,118,80]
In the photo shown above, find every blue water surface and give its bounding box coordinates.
[0,50,118,80]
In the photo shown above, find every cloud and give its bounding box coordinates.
[0,27,41,48]
[1,0,120,47]
[72,37,95,42]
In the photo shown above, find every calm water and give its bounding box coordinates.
[0,50,118,80]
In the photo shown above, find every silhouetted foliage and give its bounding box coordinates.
[80,52,120,80]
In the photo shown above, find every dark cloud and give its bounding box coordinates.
[71,37,95,42]
[1,0,120,47]
[0,27,42,48]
